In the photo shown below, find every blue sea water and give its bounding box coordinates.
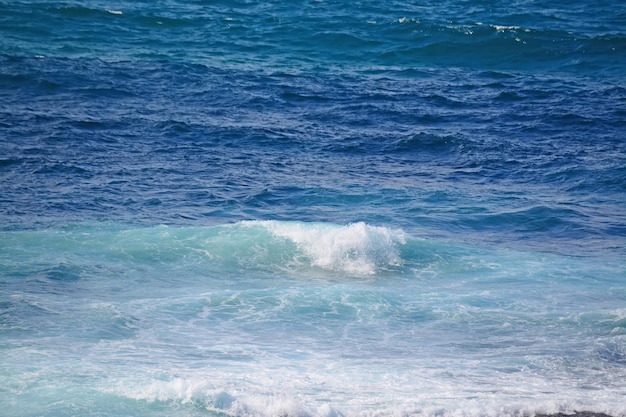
[1,1,626,416]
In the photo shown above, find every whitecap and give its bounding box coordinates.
[250,221,406,275]
[492,24,521,32]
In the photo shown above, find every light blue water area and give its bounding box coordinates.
[1,0,625,416]
[1,222,625,416]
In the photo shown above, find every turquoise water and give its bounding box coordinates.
[1,1,625,416]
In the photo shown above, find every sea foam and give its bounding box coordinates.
[247,221,406,275]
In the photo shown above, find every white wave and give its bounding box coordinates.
[248,221,406,275]
[491,24,530,33]
[107,374,626,417]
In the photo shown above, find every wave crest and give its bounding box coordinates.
[246,221,406,275]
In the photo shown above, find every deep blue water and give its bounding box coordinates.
[1,1,625,416]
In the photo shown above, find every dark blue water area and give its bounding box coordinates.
[1,0,626,258]
[1,54,624,258]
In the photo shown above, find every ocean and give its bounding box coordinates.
[1,1,625,416]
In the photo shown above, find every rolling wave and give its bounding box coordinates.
[0,221,408,277]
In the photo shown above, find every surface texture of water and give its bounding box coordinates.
[1,1,625,416]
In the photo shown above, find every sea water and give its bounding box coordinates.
[1,1,625,416]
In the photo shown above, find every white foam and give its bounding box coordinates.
[108,373,626,417]
[492,24,521,32]
[251,221,406,275]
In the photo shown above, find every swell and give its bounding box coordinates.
[376,19,625,72]
[0,221,408,277]
[2,220,624,285]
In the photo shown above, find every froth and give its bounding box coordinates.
[251,221,406,275]
[109,376,625,417]
[111,378,346,417]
